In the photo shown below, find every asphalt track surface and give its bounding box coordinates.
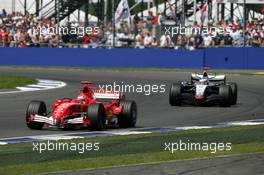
[0,67,264,138]
[45,153,264,175]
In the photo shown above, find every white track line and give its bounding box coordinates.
[0,79,66,94]
[0,119,264,145]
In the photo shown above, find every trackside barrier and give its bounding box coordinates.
[204,48,264,69]
[0,48,203,69]
[0,48,263,69]
[204,48,246,69]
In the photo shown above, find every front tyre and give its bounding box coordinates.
[169,83,182,106]
[26,100,46,130]
[88,103,106,130]
[228,82,238,105]
[219,85,232,107]
[118,100,137,128]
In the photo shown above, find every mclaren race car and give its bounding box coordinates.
[26,81,137,130]
[169,69,238,107]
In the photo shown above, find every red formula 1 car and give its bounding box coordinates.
[26,81,137,130]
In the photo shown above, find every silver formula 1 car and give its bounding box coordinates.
[169,69,237,107]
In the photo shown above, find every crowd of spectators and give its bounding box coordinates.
[111,11,264,49]
[0,8,264,48]
[0,10,59,48]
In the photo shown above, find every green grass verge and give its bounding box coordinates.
[0,125,264,175]
[0,76,38,90]
[0,65,264,75]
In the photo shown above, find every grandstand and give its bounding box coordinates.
[0,0,264,48]
[3,0,263,23]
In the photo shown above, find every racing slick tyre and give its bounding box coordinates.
[118,100,137,128]
[169,83,182,106]
[88,103,106,130]
[228,82,238,105]
[219,85,232,107]
[26,100,46,130]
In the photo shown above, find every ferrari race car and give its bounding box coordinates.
[169,70,238,107]
[26,81,137,130]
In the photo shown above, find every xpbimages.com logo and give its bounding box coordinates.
[33,26,99,38]
[164,140,232,154]
[162,24,226,38]
[32,140,100,154]
[98,82,166,96]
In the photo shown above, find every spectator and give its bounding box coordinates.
[223,33,233,46]
[31,34,40,47]
[160,34,172,47]
[116,29,126,47]
[135,32,144,48]
[176,35,186,48]
[146,11,154,33]
[18,41,27,48]
[133,14,140,35]
[230,27,242,46]
[203,33,212,47]
[188,36,196,50]
[151,37,158,47]
[251,34,261,47]
[157,12,165,25]
[143,32,153,47]
[1,9,7,18]
[212,33,222,47]
[195,34,204,48]
[2,26,11,46]
[133,14,140,25]
[49,34,60,48]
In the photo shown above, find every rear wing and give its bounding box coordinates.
[191,74,201,81]
[210,75,226,82]
[93,90,124,100]
[191,74,226,82]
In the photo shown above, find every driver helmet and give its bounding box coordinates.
[203,71,208,78]
[77,86,92,101]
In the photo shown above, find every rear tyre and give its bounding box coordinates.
[169,83,182,106]
[88,103,105,130]
[219,85,232,107]
[26,100,46,130]
[228,82,238,105]
[118,100,137,128]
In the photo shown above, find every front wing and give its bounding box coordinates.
[31,115,84,126]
